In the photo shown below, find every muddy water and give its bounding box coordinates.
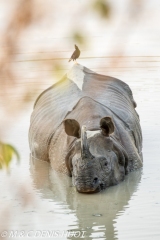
[0,57,160,240]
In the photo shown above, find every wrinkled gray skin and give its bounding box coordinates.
[29,64,143,193]
[64,120,129,193]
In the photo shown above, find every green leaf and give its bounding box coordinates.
[92,0,110,19]
[6,144,20,161]
[0,142,20,169]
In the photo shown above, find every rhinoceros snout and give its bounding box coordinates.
[75,176,101,193]
[93,177,99,185]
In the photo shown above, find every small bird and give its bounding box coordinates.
[68,44,80,62]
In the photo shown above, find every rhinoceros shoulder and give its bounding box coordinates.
[29,74,83,160]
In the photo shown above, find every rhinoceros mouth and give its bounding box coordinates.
[76,182,106,193]
[76,186,101,194]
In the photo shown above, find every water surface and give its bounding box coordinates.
[0,57,160,240]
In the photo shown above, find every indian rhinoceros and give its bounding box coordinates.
[29,64,143,193]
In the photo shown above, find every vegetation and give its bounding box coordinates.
[0,142,20,169]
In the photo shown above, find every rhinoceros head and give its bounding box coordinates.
[63,117,128,193]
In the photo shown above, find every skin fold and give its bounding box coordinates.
[29,65,143,193]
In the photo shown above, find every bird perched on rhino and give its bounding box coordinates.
[68,44,80,62]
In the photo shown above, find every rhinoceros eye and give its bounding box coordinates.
[104,161,108,166]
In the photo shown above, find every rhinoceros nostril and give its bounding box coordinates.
[93,177,99,185]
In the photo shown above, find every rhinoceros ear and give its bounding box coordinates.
[100,117,114,136]
[63,119,81,138]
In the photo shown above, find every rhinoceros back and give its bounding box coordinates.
[29,64,142,170]
[29,75,83,160]
[82,67,142,153]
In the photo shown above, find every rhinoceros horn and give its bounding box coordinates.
[81,125,93,159]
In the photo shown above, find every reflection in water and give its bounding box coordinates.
[1,56,160,239]
[30,156,142,240]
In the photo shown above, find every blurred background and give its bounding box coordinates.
[0,1,160,239]
[1,0,160,140]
